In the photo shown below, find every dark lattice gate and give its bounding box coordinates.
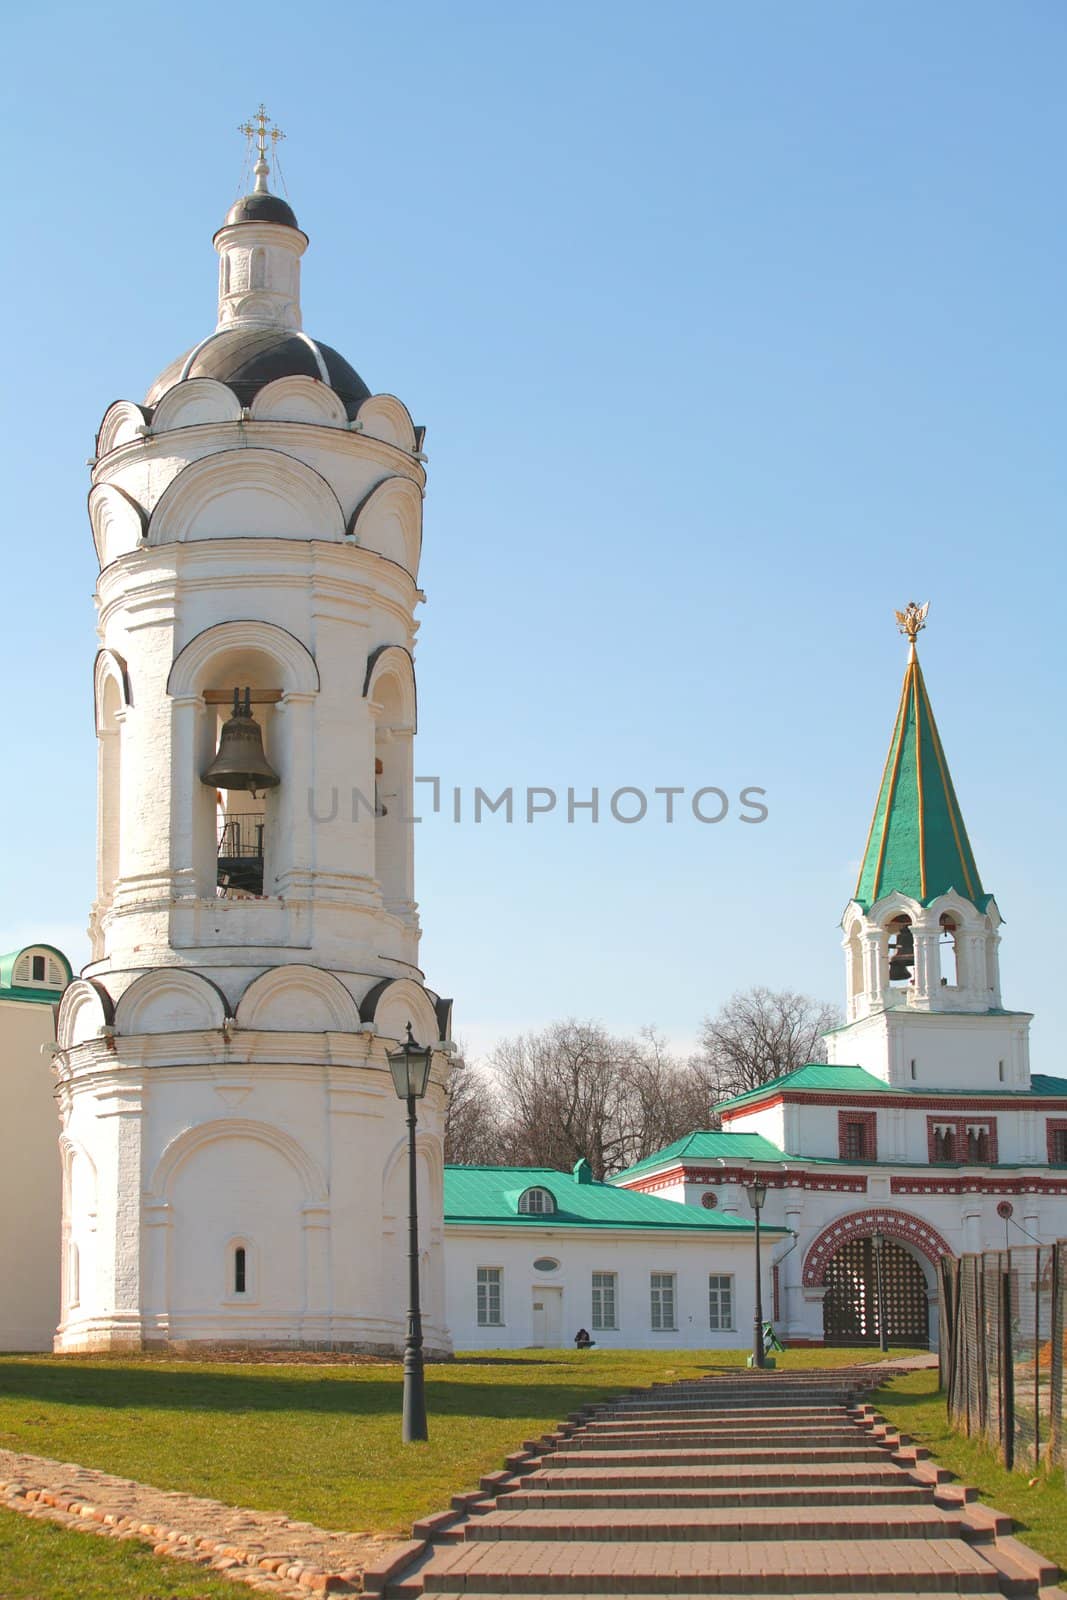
[823,1235,929,1346]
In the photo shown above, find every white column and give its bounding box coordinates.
[862,929,885,1012]
[272,692,316,898]
[169,695,202,900]
[911,925,939,1010]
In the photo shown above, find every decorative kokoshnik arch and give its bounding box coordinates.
[802,1206,953,1287]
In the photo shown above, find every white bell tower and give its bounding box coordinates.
[827,604,1030,1095]
[55,112,454,1354]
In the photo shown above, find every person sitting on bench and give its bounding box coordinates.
[574,1328,595,1349]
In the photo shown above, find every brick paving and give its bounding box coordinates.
[370,1367,1067,1599]
[0,1446,399,1595]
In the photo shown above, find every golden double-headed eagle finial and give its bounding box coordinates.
[895,600,929,644]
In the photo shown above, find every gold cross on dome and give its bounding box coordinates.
[239,104,285,161]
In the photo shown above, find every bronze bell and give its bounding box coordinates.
[888,923,915,982]
[201,688,280,797]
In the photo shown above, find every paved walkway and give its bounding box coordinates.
[0,1447,398,1595]
[369,1366,1065,1599]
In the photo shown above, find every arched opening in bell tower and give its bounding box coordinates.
[204,691,279,902]
[98,675,123,912]
[939,912,960,989]
[366,660,416,924]
[885,914,914,989]
[187,643,287,901]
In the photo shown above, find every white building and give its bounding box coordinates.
[444,1160,781,1351]
[614,605,1067,1348]
[53,115,455,1355]
[0,944,72,1351]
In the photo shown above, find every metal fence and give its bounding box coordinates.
[939,1243,1067,1473]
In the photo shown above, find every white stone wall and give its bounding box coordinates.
[0,998,61,1350]
[445,1226,773,1352]
[827,1008,1031,1094]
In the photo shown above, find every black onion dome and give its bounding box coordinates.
[222,192,301,230]
[145,328,372,420]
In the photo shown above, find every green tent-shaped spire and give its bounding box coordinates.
[854,605,989,911]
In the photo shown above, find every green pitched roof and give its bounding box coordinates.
[713,1063,1067,1116]
[444,1164,770,1232]
[613,1132,787,1182]
[1031,1075,1067,1098]
[715,1063,893,1115]
[854,644,989,911]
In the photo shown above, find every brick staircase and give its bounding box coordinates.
[367,1367,1067,1599]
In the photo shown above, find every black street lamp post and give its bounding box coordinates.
[387,1022,434,1443]
[745,1177,768,1369]
[872,1229,889,1354]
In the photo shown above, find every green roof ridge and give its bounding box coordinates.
[613,1131,787,1181]
[443,1162,783,1232]
[854,642,989,911]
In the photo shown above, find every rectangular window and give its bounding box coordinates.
[476,1267,503,1326]
[965,1124,990,1163]
[932,1124,956,1162]
[708,1274,734,1330]
[31,955,46,982]
[843,1122,866,1160]
[591,1271,618,1331]
[1051,1127,1067,1164]
[928,1115,997,1164]
[650,1272,676,1331]
[838,1110,877,1161]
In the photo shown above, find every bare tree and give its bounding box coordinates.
[443,1049,502,1165]
[486,1021,706,1178]
[696,986,842,1104]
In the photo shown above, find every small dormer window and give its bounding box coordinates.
[518,1186,556,1215]
[13,948,66,989]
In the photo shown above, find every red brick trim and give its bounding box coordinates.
[623,1167,868,1196]
[622,1162,1067,1200]
[1047,1119,1067,1164]
[838,1110,877,1161]
[892,1174,1067,1196]
[721,1091,1067,1121]
[802,1206,954,1287]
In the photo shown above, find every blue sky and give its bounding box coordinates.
[2,2,1063,1065]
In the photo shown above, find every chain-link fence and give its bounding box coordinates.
[939,1243,1067,1473]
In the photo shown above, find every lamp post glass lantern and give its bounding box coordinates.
[387,1023,434,1442]
[745,1178,769,1369]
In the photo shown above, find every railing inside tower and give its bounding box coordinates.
[217,814,265,896]
[939,1244,1067,1476]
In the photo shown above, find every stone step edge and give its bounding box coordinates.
[365,1388,647,1596]
[0,1475,353,1597]
[372,1373,1064,1600]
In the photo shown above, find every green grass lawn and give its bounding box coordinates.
[875,1367,1067,1573]
[0,1504,248,1600]
[0,1346,907,1536]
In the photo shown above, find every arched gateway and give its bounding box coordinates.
[804,1207,953,1347]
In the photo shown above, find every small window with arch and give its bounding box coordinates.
[517,1186,556,1216]
[226,1238,254,1301]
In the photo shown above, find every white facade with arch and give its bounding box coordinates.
[55,154,454,1354]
